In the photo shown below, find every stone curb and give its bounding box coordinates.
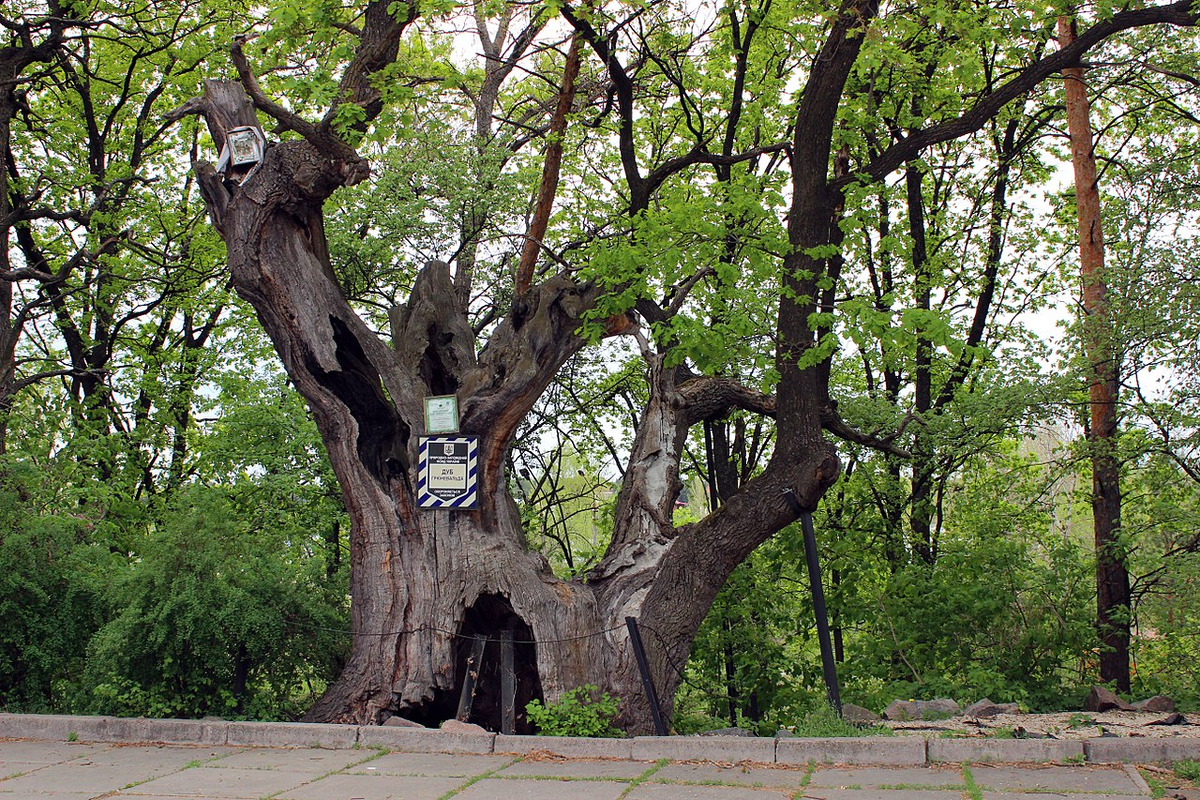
[631,735,775,763]
[358,726,496,754]
[1085,737,1200,764]
[2,714,1197,766]
[225,721,359,749]
[494,734,633,759]
[777,736,926,766]
[928,738,1084,764]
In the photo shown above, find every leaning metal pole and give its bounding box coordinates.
[802,511,843,715]
[783,489,842,715]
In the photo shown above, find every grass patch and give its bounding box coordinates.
[615,759,668,799]
[961,764,984,800]
[1140,770,1167,800]
[788,703,888,737]
[432,756,518,800]
[1175,759,1200,782]
[797,760,816,790]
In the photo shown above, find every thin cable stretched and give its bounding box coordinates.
[291,617,744,713]
[639,621,744,709]
[283,619,626,646]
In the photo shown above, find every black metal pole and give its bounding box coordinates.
[801,511,842,716]
[783,489,842,716]
[625,617,669,735]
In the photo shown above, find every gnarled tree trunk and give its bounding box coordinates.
[186,76,838,732]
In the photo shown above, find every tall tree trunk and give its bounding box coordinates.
[1059,15,1130,692]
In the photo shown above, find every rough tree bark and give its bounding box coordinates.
[1059,14,1130,692]
[175,0,1196,731]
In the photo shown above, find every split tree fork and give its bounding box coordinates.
[172,0,1199,731]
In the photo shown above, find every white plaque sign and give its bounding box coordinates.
[424,395,459,434]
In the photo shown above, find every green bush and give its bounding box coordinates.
[0,470,116,712]
[788,702,887,738]
[81,487,347,719]
[525,685,622,737]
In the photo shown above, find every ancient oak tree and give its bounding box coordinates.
[177,0,1199,730]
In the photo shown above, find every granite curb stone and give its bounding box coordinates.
[5,714,1200,766]
[99,715,229,745]
[1084,736,1200,763]
[356,725,497,754]
[494,733,634,758]
[631,734,775,762]
[928,738,1084,763]
[225,720,359,748]
[776,736,926,766]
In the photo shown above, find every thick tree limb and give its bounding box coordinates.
[677,376,774,426]
[515,33,581,295]
[820,407,912,459]
[848,0,1200,188]
[229,39,368,185]
[320,0,419,132]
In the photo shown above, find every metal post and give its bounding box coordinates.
[455,635,487,722]
[500,625,516,735]
[801,511,842,716]
[782,488,842,716]
[625,617,668,735]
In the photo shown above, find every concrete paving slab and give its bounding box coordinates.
[1123,763,1154,795]
[496,757,650,780]
[968,764,1143,793]
[357,725,496,754]
[632,736,774,763]
[625,784,791,799]
[0,740,110,763]
[224,720,357,749]
[808,765,964,788]
[72,744,232,771]
[651,763,808,788]
[0,761,38,778]
[347,751,515,777]
[802,791,963,800]
[495,734,634,759]
[928,737,1084,763]
[981,795,1149,800]
[206,745,366,773]
[775,737,926,766]
[1086,737,1200,764]
[454,777,632,799]
[0,762,167,794]
[276,772,468,800]
[125,765,311,797]
[0,791,96,799]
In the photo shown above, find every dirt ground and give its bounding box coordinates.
[881,710,1200,739]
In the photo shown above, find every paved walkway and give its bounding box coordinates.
[0,739,1158,799]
